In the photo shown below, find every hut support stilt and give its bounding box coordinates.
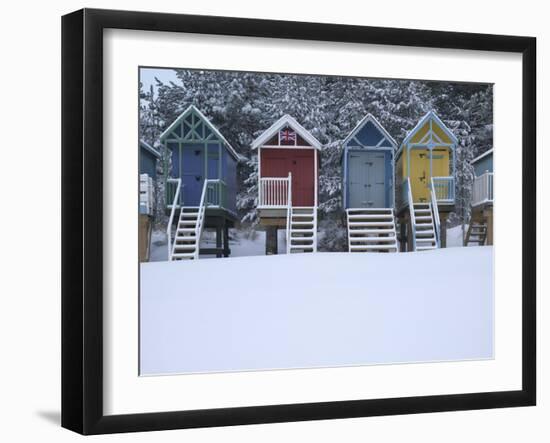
[266,227,278,255]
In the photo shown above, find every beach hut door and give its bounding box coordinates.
[369,153,386,207]
[181,145,205,206]
[349,152,386,208]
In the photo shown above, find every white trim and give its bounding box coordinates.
[251,114,322,150]
[347,146,395,152]
[391,150,396,209]
[314,148,318,208]
[159,105,242,161]
[260,145,316,150]
[342,113,398,150]
[401,110,459,147]
[257,146,262,182]
[471,148,494,165]
[139,139,161,158]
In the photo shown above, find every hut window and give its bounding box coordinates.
[279,127,297,146]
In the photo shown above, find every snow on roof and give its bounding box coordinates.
[139,139,161,158]
[342,113,398,150]
[401,110,459,147]
[251,114,322,150]
[160,105,241,161]
[471,148,493,165]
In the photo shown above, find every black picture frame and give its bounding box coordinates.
[61,8,536,435]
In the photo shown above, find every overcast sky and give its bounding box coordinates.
[140,67,179,97]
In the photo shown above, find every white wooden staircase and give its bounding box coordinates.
[166,178,208,261]
[170,206,205,260]
[346,208,398,253]
[287,207,317,253]
[411,203,438,251]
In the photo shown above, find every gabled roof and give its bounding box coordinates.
[342,113,398,150]
[160,105,241,161]
[251,114,322,150]
[471,148,493,165]
[139,139,161,158]
[401,110,459,147]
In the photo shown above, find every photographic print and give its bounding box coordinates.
[138,67,494,376]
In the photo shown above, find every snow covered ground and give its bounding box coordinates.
[140,246,494,375]
[149,228,287,262]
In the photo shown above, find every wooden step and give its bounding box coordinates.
[348,215,394,221]
[347,208,393,213]
[350,244,397,250]
[350,240,397,245]
[171,252,196,259]
[177,228,196,233]
[175,238,197,243]
[173,246,197,253]
[348,221,394,227]
[349,229,396,235]
[416,239,435,243]
[290,238,315,244]
[416,226,434,231]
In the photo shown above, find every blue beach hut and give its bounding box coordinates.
[160,105,240,260]
[341,114,398,253]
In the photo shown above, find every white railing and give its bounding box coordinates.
[166,177,182,209]
[405,177,417,251]
[205,179,227,208]
[432,176,455,205]
[191,179,210,260]
[430,178,441,248]
[259,175,291,207]
[472,172,494,207]
[286,173,293,254]
[166,178,182,260]
[139,173,154,215]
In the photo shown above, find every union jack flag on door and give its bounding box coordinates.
[279,127,296,145]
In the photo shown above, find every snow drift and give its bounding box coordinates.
[140,247,493,375]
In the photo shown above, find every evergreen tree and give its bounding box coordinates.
[139,69,493,235]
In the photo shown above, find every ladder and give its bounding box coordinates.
[167,180,208,261]
[465,223,488,246]
[170,206,205,260]
[346,208,398,252]
[411,203,438,251]
[287,207,317,253]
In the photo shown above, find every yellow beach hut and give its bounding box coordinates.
[395,111,457,251]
